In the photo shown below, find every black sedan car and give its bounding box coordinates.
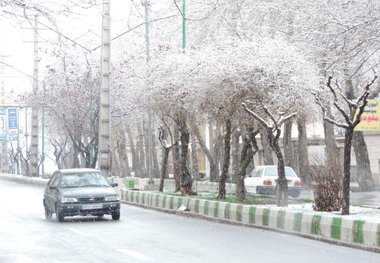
[43,168,120,222]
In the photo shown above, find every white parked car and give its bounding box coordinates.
[244,165,302,198]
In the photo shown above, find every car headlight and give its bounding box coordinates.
[105,195,119,202]
[61,197,78,203]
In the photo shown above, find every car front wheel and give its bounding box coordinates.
[55,206,65,222]
[111,211,120,221]
[44,205,52,220]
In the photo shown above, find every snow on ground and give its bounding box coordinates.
[267,203,380,222]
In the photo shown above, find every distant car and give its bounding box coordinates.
[244,165,302,198]
[43,168,120,222]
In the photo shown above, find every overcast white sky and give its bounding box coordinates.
[0,0,133,100]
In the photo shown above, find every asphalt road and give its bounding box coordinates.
[0,180,379,263]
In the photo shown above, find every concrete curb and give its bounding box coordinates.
[121,189,380,253]
[0,173,48,187]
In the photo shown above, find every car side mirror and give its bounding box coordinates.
[111,183,118,187]
[49,185,57,190]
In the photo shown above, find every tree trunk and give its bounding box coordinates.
[143,121,150,177]
[117,129,131,177]
[283,120,294,167]
[213,121,223,182]
[297,117,310,187]
[235,127,257,201]
[218,119,232,199]
[231,129,241,182]
[82,135,89,168]
[112,146,121,177]
[323,106,339,162]
[159,147,170,192]
[273,140,288,207]
[190,131,199,182]
[172,124,181,192]
[152,134,160,178]
[342,129,354,215]
[178,116,193,195]
[190,121,219,181]
[260,128,274,165]
[352,131,374,190]
[137,124,146,177]
[126,126,138,176]
[72,141,80,168]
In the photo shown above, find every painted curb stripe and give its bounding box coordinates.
[331,217,342,240]
[236,205,243,222]
[293,213,303,232]
[311,215,322,235]
[195,199,200,213]
[277,210,286,229]
[224,203,231,220]
[353,220,365,244]
[263,208,270,226]
[249,207,256,224]
[141,193,145,205]
[214,202,220,218]
[204,201,209,216]
[154,194,158,206]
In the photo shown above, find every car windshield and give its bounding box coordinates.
[59,172,110,188]
[263,167,297,177]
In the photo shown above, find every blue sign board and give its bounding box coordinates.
[0,107,19,141]
[7,108,18,141]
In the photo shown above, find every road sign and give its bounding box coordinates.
[0,107,19,141]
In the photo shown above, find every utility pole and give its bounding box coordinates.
[99,0,111,176]
[30,15,39,177]
[144,0,155,186]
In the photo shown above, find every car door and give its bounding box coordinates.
[45,172,60,211]
[245,168,263,193]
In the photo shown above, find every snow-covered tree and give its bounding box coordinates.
[315,75,377,215]
[42,46,100,168]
